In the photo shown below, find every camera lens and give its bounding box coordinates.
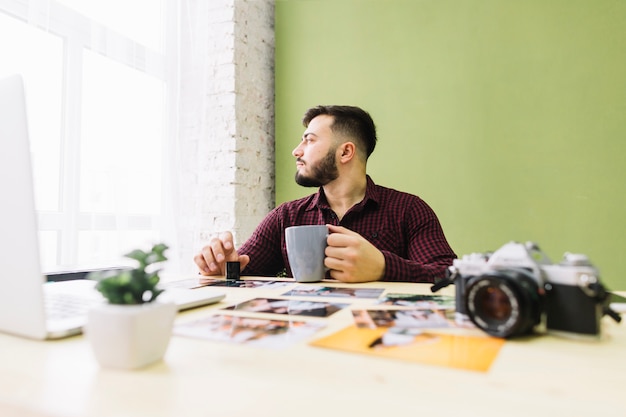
[465,269,543,338]
[475,285,512,321]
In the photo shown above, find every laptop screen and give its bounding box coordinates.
[0,74,49,339]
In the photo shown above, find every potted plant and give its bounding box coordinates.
[85,243,177,370]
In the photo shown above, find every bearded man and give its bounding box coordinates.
[194,105,456,283]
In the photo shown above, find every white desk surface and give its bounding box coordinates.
[0,277,624,417]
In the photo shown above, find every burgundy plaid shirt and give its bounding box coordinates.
[238,176,456,283]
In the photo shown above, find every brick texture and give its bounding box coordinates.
[176,0,275,273]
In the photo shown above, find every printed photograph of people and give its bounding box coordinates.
[368,328,440,349]
[376,293,455,309]
[224,298,348,317]
[352,308,453,329]
[174,314,325,349]
[282,285,383,299]
[201,279,291,289]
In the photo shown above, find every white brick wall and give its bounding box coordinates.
[176,0,275,273]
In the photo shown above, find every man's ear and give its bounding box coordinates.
[338,141,357,162]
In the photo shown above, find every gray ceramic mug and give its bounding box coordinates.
[285,225,328,282]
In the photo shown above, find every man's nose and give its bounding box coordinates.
[292,143,303,157]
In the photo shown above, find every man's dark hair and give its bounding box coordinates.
[302,105,377,159]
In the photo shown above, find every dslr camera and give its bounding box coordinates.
[432,241,621,339]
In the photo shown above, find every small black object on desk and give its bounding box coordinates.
[226,261,240,280]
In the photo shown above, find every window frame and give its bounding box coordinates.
[0,0,173,269]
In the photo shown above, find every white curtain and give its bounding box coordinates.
[0,0,185,274]
[1,0,275,278]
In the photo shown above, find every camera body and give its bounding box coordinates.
[443,241,614,339]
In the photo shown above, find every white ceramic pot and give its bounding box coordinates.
[85,301,177,370]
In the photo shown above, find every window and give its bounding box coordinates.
[0,0,174,270]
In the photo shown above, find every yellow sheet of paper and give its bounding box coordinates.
[311,326,505,372]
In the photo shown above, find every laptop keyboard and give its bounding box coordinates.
[45,292,102,321]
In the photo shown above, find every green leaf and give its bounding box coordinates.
[88,242,169,305]
[125,249,148,265]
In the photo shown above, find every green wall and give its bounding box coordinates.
[274,0,626,290]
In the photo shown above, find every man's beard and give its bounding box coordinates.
[294,147,339,187]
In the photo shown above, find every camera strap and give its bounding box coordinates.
[431,268,458,293]
[604,307,622,323]
[589,282,622,323]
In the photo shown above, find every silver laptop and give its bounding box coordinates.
[0,74,225,340]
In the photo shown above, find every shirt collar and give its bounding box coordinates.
[306,175,380,211]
